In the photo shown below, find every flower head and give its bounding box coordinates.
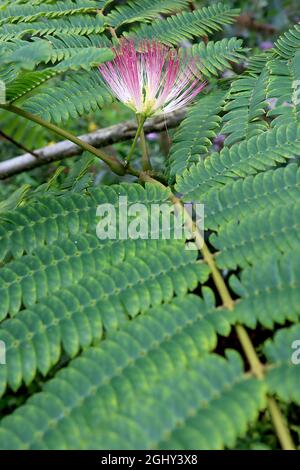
[99,39,207,117]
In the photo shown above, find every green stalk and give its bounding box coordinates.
[0,103,126,176]
[125,113,146,164]
[137,115,152,171]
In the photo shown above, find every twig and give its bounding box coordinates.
[236,14,277,33]
[0,129,41,160]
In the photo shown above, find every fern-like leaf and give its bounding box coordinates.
[0,14,107,41]
[0,250,208,393]
[203,163,300,230]
[0,0,101,26]
[176,122,300,198]
[0,235,191,319]
[126,3,239,46]
[189,37,247,78]
[264,324,300,405]
[107,0,189,28]
[0,184,171,261]
[274,23,300,59]
[211,199,300,269]
[20,70,112,124]
[266,55,300,127]
[222,69,269,145]
[230,251,300,328]
[0,346,266,449]
[167,90,226,180]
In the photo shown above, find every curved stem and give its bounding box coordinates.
[140,172,295,451]
[126,113,146,164]
[137,115,152,171]
[0,103,126,176]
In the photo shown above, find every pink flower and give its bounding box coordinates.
[99,40,207,117]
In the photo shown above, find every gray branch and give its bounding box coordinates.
[0,109,185,179]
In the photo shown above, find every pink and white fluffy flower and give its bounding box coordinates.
[99,39,207,117]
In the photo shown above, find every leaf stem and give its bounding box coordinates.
[0,103,126,176]
[267,397,295,450]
